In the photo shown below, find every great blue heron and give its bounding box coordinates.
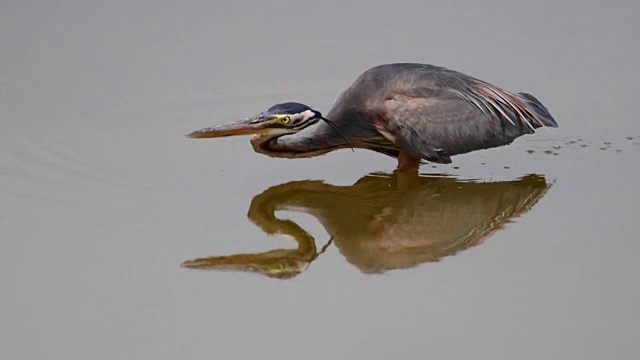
[182,173,550,278]
[188,63,557,170]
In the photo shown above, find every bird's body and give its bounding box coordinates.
[189,63,557,170]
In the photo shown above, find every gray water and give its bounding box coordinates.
[2,1,639,359]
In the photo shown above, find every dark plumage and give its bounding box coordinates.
[266,102,315,115]
[188,63,558,170]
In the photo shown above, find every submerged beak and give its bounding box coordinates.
[186,116,274,139]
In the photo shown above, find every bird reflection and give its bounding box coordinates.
[183,172,551,278]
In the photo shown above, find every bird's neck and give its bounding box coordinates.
[250,122,347,159]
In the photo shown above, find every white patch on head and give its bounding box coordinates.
[291,109,316,123]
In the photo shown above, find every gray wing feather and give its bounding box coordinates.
[325,64,557,164]
[381,94,521,163]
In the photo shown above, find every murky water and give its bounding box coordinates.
[2,1,639,359]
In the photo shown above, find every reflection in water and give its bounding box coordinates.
[183,172,551,278]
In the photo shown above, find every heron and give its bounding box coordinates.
[187,63,557,171]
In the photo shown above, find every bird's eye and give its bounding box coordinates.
[281,116,291,125]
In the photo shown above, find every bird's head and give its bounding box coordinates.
[187,102,323,139]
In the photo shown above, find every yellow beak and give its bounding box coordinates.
[186,118,273,139]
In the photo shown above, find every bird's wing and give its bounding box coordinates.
[377,93,503,164]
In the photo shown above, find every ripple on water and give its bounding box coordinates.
[525,134,640,156]
[4,133,161,205]
[4,91,330,205]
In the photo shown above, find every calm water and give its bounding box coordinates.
[2,1,639,359]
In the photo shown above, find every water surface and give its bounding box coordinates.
[2,1,639,359]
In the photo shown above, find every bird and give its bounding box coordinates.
[187,63,557,171]
[182,173,550,277]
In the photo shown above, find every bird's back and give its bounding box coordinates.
[327,63,557,163]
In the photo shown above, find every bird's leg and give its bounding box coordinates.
[395,152,421,189]
[397,151,421,172]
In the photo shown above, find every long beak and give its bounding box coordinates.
[186,117,273,138]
